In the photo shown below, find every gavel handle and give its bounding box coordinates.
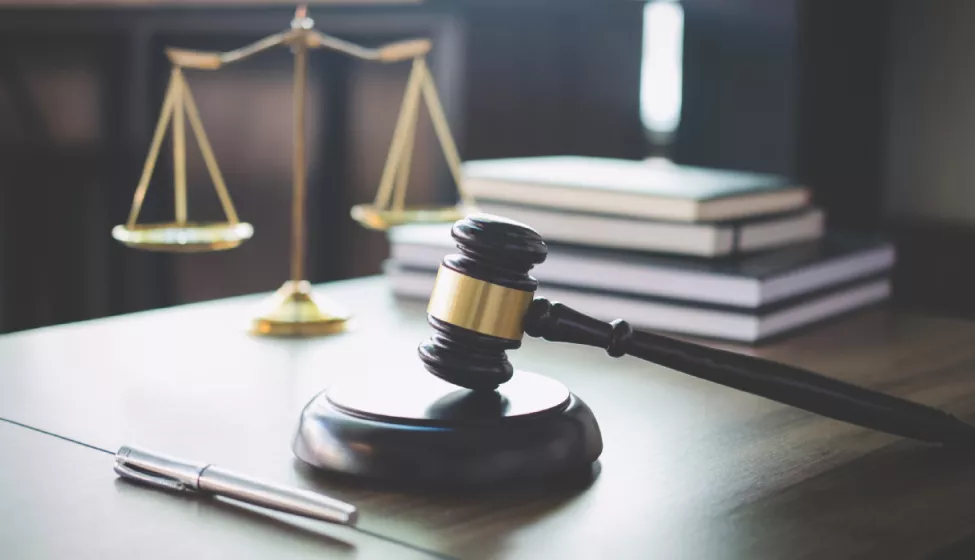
[524,298,975,446]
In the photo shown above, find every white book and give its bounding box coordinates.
[387,224,896,309]
[463,156,810,222]
[385,262,892,343]
[475,202,824,257]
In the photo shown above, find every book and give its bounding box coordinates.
[474,202,824,257]
[463,156,810,222]
[384,261,891,343]
[387,224,896,309]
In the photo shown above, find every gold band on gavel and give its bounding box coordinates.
[426,266,534,341]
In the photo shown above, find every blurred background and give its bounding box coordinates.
[0,0,967,333]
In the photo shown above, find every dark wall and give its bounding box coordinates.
[796,0,890,232]
[0,29,127,331]
[462,4,644,161]
[882,1,975,318]
[679,0,798,176]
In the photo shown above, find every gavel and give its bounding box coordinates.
[418,214,975,447]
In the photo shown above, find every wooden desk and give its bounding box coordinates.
[3,277,975,559]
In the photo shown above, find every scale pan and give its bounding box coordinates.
[350,204,470,231]
[111,222,254,253]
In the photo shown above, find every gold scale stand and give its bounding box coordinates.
[113,6,475,336]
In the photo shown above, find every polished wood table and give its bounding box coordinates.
[3,277,975,559]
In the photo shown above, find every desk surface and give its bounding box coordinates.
[3,277,975,559]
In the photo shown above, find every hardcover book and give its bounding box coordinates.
[474,202,824,257]
[384,261,891,343]
[463,156,810,222]
[388,224,895,309]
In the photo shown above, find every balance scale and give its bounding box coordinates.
[112,4,477,336]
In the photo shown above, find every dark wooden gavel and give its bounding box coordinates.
[418,214,975,447]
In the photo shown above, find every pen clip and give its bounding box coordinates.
[114,445,205,493]
[113,462,188,492]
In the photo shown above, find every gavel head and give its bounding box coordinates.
[418,214,547,391]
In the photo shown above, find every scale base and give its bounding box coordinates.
[293,368,603,486]
[251,281,350,337]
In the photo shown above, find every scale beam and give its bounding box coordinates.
[164,29,431,71]
[165,30,295,70]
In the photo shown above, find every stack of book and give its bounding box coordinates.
[383,156,895,343]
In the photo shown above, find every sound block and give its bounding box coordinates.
[292,365,602,486]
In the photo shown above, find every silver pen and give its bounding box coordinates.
[114,445,358,526]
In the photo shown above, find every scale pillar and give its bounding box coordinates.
[250,6,351,337]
